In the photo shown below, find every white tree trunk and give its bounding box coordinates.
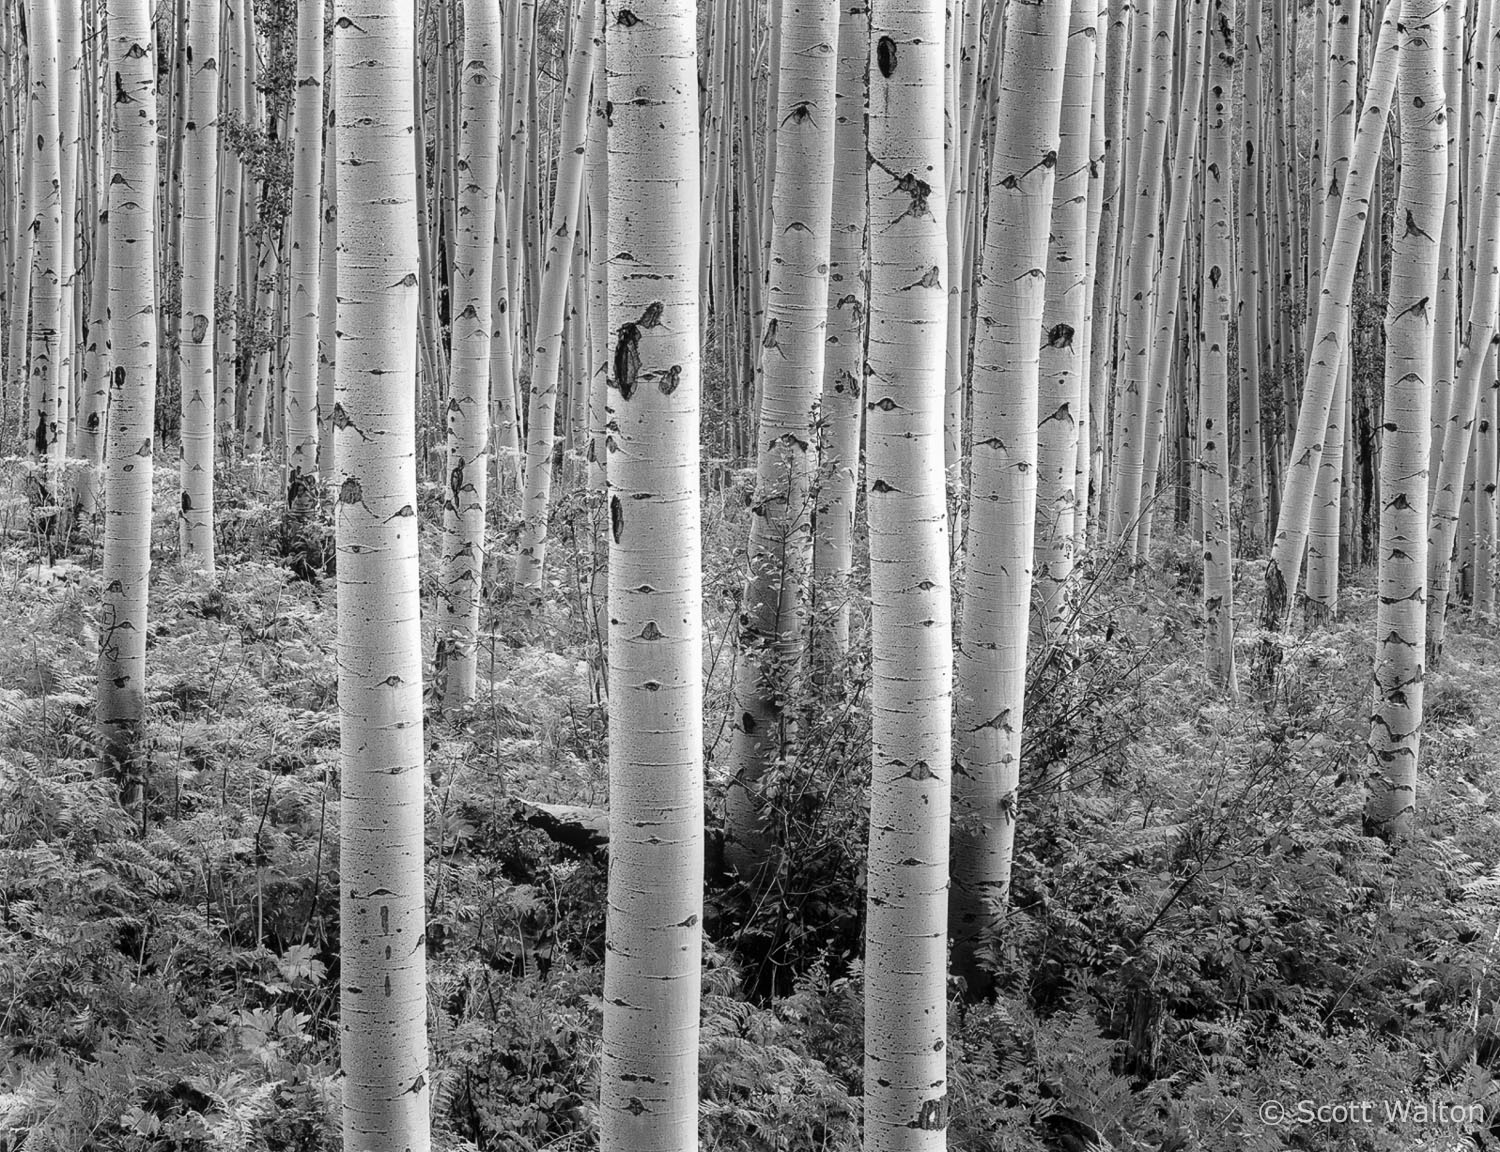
[513,0,600,607]
[1259,0,1401,634]
[437,0,503,709]
[1033,0,1099,636]
[98,0,158,803]
[1366,0,1445,840]
[600,0,705,1145]
[178,0,221,571]
[284,0,324,510]
[332,2,432,1147]
[863,3,955,1146]
[950,0,1070,998]
[722,0,840,877]
[1200,0,1238,696]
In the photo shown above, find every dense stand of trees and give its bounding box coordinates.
[6,0,1500,1146]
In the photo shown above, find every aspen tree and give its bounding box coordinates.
[722,0,840,877]
[1085,0,1131,540]
[1033,0,1099,635]
[1107,0,1176,549]
[437,0,503,709]
[98,0,157,802]
[1259,0,1401,637]
[1074,0,1110,550]
[513,0,599,608]
[1426,0,1500,668]
[863,0,954,1144]
[332,0,431,1147]
[55,0,80,472]
[215,0,245,446]
[1304,0,1361,620]
[1129,0,1212,560]
[600,1,705,1146]
[1366,0,1445,841]
[1422,0,1462,512]
[26,0,62,491]
[953,0,1070,993]
[317,65,337,488]
[1237,0,1268,545]
[178,0,220,571]
[1200,0,1238,695]
[810,0,869,675]
[284,0,323,513]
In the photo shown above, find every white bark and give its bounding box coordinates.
[863,4,954,1147]
[285,0,324,508]
[332,1,431,1147]
[438,0,503,709]
[600,1,704,1146]
[178,0,221,570]
[722,0,840,877]
[1366,0,1445,841]
[98,0,158,802]
[513,0,600,606]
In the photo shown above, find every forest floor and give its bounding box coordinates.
[3,465,1500,1152]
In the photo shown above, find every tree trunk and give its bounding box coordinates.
[97,0,158,806]
[1365,0,1445,842]
[600,0,705,1145]
[722,0,840,878]
[332,1,432,1147]
[284,0,323,514]
[863,0,955,1143]
[437,0,503,709]
[1257,0,1400,642]
[178,0,221,572]
[950,0,1069,1005]
[1200,0,1239,696]
[513,0,599,608]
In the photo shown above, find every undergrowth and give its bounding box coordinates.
[2,460,1500,1152]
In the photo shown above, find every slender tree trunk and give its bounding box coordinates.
[1237,0,1268,548]
[332,1,432,1147]
[1304,0,1362,621]
[317,62,338,489]
[1257,0,1401,639]
[1133,0,1212,558]
[1366,0,1445,842]
[284,0,323,513]
[1107,0,1177,550]
[178,0,221,571]
[512,0,599,608]
[98,0,158,805]
[26,0,62,494]
[722,0,840,878]
[862,0,955,1145]
[1200,0,1239,696]
[437,0,502,709]
[950,0,1069,1004]
[600,0,704,1145]
[811,0,869,677]
[1033,0,1099,636]
[1426,0,1500,668]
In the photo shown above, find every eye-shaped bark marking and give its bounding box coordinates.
[1043,322,1074,350]
[876,35,898,76]
[331,401,371,440]
[617,8,640,25]
[614,323,642,399]
[659,364,682,395]
[610,495,623,543]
